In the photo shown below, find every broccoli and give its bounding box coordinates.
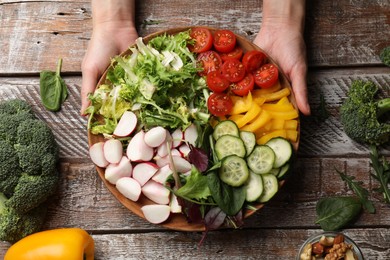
[0,99,59,243]
[340,80,390,145]
[0,194,47,244]
[380,46,390,67]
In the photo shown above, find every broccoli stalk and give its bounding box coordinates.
[340,80,390,145]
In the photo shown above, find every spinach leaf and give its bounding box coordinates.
[207,171,245,216]
[315,196,362,231]
[40,58,68,111]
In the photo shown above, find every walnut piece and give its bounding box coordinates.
[324,242,353,260]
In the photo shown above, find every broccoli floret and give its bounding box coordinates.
[0,99,59,243]
[0,141,22,197]
[340,80,390,145]
[380,46,390,67]
[0,194,47,244]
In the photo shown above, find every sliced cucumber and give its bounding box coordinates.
[240,131,256,155]
[247,145,275,174]
[215,135,246,160]
[219,155,249,187]
[244,171,263,202]
[258,174,278,203]
[269,168,280,176]
[277,163,290,179]
[213,120,239,140]
[265,137,292,168]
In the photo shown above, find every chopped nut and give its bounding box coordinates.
[333,234,345,244]
[319,235,335,247]
[300,243,313,260]
[312,242,324,255]
[325,242,353,259]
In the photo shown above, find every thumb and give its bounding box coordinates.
[80,65,99,116]
[290,65,310,116]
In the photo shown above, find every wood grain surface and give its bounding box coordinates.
[1,0,390,259]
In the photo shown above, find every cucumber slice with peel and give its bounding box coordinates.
[219,155,249,187]
[244,171,263,202]
[265,137,292,168]
[213,120,240,140]
[247,145,275,174]
[258,174,278,203]
[240,131,256,155]
[215,135,246,160]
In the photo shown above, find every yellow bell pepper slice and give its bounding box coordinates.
[257,129,287,145]
[235,103,261,128]
[267,109,299,120]
[286,129,299,142]
[241,110,271,133]
[252,81,281,96]
[4,228,94,260]
[276,96,290,105]
[230,92,253,115]
[284,119,298,130]
[261,103,295,112]
[255,87,291,102]
[270,118,285,130]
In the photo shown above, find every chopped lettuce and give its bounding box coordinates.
[86,30,210,134]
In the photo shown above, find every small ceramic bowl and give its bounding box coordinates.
[296,232,364,260]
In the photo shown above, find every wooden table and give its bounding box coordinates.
[1,0,390,259]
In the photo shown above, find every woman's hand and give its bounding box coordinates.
[255,0,310,115]
[80,0,138,115]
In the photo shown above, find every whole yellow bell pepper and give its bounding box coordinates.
[4,228,94,260]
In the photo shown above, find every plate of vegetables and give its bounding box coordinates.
[86,26,300,231]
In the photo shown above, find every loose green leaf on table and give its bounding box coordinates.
[40,58,68,111]
[315,196,362,231]
[337,169,376,213]
[370,145,390,204]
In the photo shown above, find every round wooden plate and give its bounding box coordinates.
[88,26,300,232]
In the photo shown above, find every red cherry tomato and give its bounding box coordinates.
[206,71,230,93]
[242,50,266,73]
[231,73,255,96]
[189,27,213,53]
[197,51,223,76]
[213,30,237,53]
[207,92,233,117]
[221,59,246,83]
[254,63,279,89]
[220,46,243,62]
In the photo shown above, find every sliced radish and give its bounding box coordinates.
[155,155,170,168]
[171,128,183,148]
[141,180,170,205]
[132,162,159,186]
[89,142,109,168]
[113,111,138,137]
[152,164,173,184]
[170,148,182,157]
[156,132,172,157]
[170,155,192,173]
[126,130,154,162]
[116,177,141,202]
[169,193,182,213]
[144,126,166,147]
[184,124,198,146]
[105,156,133,185]
[103,139,123,164]
[178,144,191,157]
[141,204,171,224]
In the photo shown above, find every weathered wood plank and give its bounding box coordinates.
[1,0,389,73]
[1,228,389,259]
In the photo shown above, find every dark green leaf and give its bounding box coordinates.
[315,196,362,231]
[39,58,68,112]
[370,145,390,203]
[207,172,245,216]
[176,168,211,200]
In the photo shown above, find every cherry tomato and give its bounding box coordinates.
[189,27,213,53]
[207,92,233,117]
[213,30,236,53]
[197,51,222,76]
[220,46,243,62]
[221,59,246,83]
[231,73,255,96]
[254,63,279,89]
[206,71,230,93]
[242,50,266,73]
